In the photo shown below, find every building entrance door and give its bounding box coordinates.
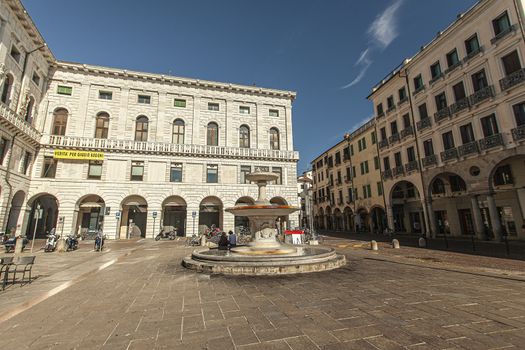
[458,209,474,235]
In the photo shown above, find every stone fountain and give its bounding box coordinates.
[182,171,345,275]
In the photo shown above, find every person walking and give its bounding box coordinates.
[228,230,237,248]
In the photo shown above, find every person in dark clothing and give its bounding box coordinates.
[218,232,229,250]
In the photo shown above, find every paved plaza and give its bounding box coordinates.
[1,236,525,349]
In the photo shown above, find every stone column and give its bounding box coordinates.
[516,188,525,221]
[420,200,431,238]
[386,205,394,231]
[486,194,502,241]
[425,200,437,238]
[470,196,485,240]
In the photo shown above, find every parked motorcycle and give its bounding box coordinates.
[155,228,176,241]
[65,234,79,251]
[44,229,60,252]
[94,232,105,252]
[2,235,29,253]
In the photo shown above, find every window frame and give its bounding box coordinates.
[88,160,103,179]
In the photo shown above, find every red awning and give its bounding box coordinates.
[284,230,304,235]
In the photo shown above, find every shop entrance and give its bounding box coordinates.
[162,196,187,236]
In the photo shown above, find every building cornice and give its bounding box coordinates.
[53,61,297,101]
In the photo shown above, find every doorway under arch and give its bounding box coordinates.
[199,196,223,234]
[234,196,255,233]
[75,195,105,237]
[25,194,59,239]
[120,195,148,238]
[162,196,187,236]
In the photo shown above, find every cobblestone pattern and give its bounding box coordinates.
[1,243,525,349]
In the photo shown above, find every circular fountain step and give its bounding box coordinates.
[182,246,346,275]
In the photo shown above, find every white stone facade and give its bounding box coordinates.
[0,0,299,239]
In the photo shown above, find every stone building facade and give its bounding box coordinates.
[0,0,299,239]
[368,0,525,240]
[311,119,386,233]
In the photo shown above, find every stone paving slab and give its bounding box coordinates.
[0,240,525,349]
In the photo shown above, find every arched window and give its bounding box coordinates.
[1,74,13,105]
[431,179,445,195]
[172,119,185,144]
[207,122,218,146]
[239,125,250,148]
[25,96,35,122]
[270,127,280,150]
[135,115,149,141]
[95,112,110,139]
[52,108,68,136]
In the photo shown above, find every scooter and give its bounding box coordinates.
[2,235,29,253]
[94,232,105,252]
[65,234,79,251]
[155,228,176,241]
[44,229,60,252]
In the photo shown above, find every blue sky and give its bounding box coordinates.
[23,0,477,173]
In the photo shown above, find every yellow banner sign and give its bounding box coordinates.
[53,150,104,160]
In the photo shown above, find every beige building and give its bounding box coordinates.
[0,0,299,240]
[368,0,525,240]
[311,119,386,233]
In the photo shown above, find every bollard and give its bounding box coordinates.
[370,240,378,251]
[418,237,426,248]
[392,239,400,249]
[56,238,67,252]
[200,235,207,247]
[14,235,24,255]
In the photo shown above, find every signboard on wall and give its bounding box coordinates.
[53,150,104,160]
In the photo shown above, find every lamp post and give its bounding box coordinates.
[30,203,41,253]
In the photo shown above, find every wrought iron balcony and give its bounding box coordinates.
[444,62,462,75]
[449,98,470,114]
[458,141,479,156]
[416,118,432,131]
[469,85,495,106]
[491,24,518,45]
[441,148,458,162]
[479,133,504,150]
[434,107,450,123]
[46,135,300,161]
[397,97,408,106]
[382,168,393,180]
[512,125,525,141]
[422,154,437,167]
[392,165,404,177]
[0,102,42,145]
[463,46,484,64]
[500,68,525,92]
[388,133,400,144]
[400,126,414,139]
[413,85,426,95]
[405,160,419,173]
[379,139,389,149]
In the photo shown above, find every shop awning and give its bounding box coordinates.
[80,202,104,208]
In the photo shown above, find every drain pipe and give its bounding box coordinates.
[3,132,19,235]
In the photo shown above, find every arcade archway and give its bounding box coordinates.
[76,195,105,237]
[390,181,422,233]
[199,196,223,234]
[162,196,187,236]
[120,195,148,238]
[234,197,255,233]
[25,194,59,239]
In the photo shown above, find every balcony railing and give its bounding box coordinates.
[422,154,437,167]
[397,97,408,106]
[479,133,504,150]
[46,135,300,161]
[469,85,494,106]
[500,68,525,92]
[400,126,414,139]
[379,139,389,149]
[449,98,470,114]
[441,148,458,162]
[0,103,42,143]
[458,141,479,156]
[491,24,518,45]
[434,107,450,123]
[382,168,393,180]
[392,165,404,177]
[512,125,525,141]
[405,160,418,173]
[416,118,432,131]
[388,133,400,144]
[463,46,484,64]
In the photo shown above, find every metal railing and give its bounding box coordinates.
[441,148,458,162]
[449,98,470,115]
[422,154,437,167]
[458,141,479,156]
[379,139,389,149]
[512,125,525,141]
[416,118,432,131]
[400,126,414,138]
[434,107,450,123]
[500,68,525,92]
[479,133,504,150]
[405,160,418,173]
[469,85,495,106]
[392,165,404,177]
[47,135,300,161]
[388,133,400,144]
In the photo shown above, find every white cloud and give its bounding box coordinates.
[368,0,404,49]
[341,0,404,89]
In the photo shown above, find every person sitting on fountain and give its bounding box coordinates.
[228,230,237,248]
[218,232,229,250]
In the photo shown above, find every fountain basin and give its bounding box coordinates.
[182,246,346,275]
